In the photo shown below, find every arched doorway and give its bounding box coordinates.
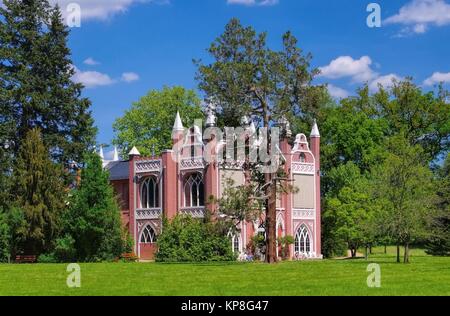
[138,224,157,260]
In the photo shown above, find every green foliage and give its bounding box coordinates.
[322,163,376,257]
[371,135,437,262]
[277,235,294,260]
[195,18,326,263]
[113,86,203,156]
[10,129,66,255]
[0,212,10,262]
[156,215,235,262]
[319,79,449,260]
[0,0,96,169]
[426,153,450,256]
[215,177,262,225]
[195,18,325,127]
[320,97,388,178]
[64,153,126,262]
[53,235,77,262]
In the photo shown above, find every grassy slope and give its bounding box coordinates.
[0,247,448,296]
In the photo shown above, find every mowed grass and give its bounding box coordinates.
[0,247,448,296]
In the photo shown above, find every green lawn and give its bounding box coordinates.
[0,247,449,296]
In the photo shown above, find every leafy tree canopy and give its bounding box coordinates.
[113,86,203,156]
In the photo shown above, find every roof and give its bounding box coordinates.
[105,161,129,181]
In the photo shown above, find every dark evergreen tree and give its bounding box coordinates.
[65,153,126,261]
[11,128,66,255]
[0,0,96,170]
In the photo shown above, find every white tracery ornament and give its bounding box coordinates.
[295,225,311,254]
[140,225,157,244]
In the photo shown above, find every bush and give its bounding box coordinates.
[156,215,235,262]
[37,253,57,263]
[53,235,76,262]
[0,212,10,262]
[278,235,294,260]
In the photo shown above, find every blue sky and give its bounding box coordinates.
[54,0,450,150]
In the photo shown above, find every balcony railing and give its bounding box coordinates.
[135,159,162,174]
[180,207,205,218]
[291,162,315,175]
[293,209,315,219]
[180,157,204,171]
[136,208,162,220]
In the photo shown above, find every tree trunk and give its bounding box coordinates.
[369,244,373,255]
[404,243,410,263]
[396,244,400,263]
[365,246,369,260]
[384,245,387,254]
[265,177,277,263]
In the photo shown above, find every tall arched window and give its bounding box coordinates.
[140,225,157,243]
[183,173,204,207]
[295,225,311,254]
[140,177,159,209]
[232,235,241,253]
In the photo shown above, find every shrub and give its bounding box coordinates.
[0,212,10,262]
[53,235,77,262]
[278,235,294,260]
[156,215,235,262]
[37,253,57,263]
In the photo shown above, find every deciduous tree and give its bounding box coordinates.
[113,86,203,156]
[371,135,437,263]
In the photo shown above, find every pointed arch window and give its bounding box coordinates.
[299,153,306,163]
[295,225,311,254]
[232,234,241,253]
[140,177,159,209]
[140,225,157,243]
[183,173,204,207]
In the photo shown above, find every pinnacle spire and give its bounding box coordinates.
[311,119,320,138]
[128,146,140,156]
[173,111,184,132]
[99,145,104,160]
[113,146,119,161]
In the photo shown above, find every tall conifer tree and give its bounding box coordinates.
[65,153,125,261]
[0,0,96,169]
[11,128,66,255]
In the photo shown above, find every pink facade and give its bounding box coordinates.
[104,113,322,261]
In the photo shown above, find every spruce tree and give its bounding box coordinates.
[11,128,66,255]
[65,153,125,261]
[0,0,96,170]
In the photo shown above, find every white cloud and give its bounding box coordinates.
[83,57,100,66]
[385,0,450,34]
[46,0,169,21]
[369,74,402,92]
[227,0,279,6]
[121,72,140,82]
[327,84,350,99]
[319,56,377,83]
[72,66,116,88]
[423,71,450,85]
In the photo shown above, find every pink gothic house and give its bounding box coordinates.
[102,111,322,261]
